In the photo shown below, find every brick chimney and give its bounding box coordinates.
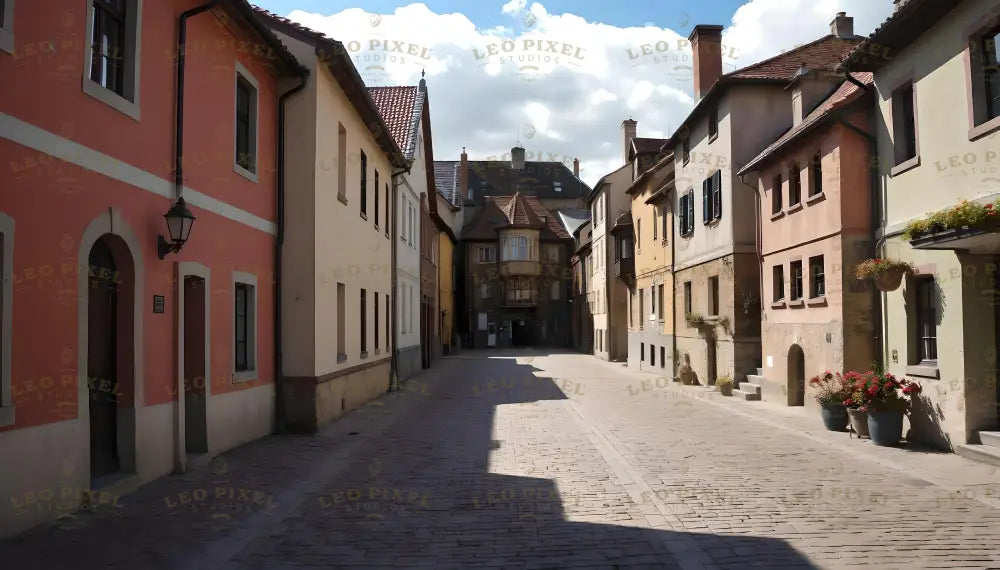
[830,12,854,39]
[621,119,637,164]
[689,25,724,101]
[573,158,580,177]
[459,147,468,200]
[511,145,525,170]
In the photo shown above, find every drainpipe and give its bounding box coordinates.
[175,1,220,198]
[274,71,309,435]
[390,165,411,392]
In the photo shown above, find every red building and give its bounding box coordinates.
[0,0,302,537]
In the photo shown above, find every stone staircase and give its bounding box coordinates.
[736,368,764,401]
[955,430,1000,467]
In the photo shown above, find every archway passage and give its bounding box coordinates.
[87,237,120,479]
[787,344,805,406]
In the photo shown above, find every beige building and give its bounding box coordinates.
[842,0,1000,454]
[588,159,632,361]
[261,14,409,433]
[665,19,862,387]
[622,151,676,374]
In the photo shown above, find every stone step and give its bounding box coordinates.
[738,382,762,396]
[755,368,763,376]
[737,389,761,401]
[955,443,1000,468]
[745,375,767,385]
[979,431,1000,448]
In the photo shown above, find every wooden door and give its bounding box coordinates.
[88,239,120,479]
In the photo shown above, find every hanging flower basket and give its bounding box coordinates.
[855,258,915,292]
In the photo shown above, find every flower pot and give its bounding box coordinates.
[847,408,869,438]
[718,384,733,396]
[820,404,849,431]
[867,410,904,446]
[875,268,905,292]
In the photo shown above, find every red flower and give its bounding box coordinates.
[987,203,994,210]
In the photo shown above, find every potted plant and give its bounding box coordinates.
[809,371,849,431]
[685,312,707,327]
[716,376,733,396]
[855,258,915,292]
[841,371,869,438]
[902,200,1000,242]
[850,370,922,446]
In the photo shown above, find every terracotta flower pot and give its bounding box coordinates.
[718,384,733,396]
[875,268,905,292]
[847,408,869,438]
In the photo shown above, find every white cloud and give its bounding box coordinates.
[279,1,894,188]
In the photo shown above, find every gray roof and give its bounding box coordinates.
[557,208,591,237]
[434,161,461,206]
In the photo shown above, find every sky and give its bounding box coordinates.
[252,0,895,187]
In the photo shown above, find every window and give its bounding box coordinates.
[637,219,642,249]
[790,260,803,301]
[360,151,368,217]
[708,107,718,140]
[481,284,491,299]
[401,286,408,333]
[337,283,346,360]
[772,174,783,214]
[772,265,785,302]
[233,273,258,380]
[546,245,559,262]
[650,286,655,319]
[915,278,938,362]
[506,278,536,305]
[638,289,644,330]
[384,183,390,237]
[788,163,801,206]
[478,246,496,263]
[809,255,825,298]
[360,289,367,356]
[892,83,917,165]
[679,190,695,236]
[708,276,719,316]
[640,343,645,361]
[660,347,665,368]
[657,284,664,320]
[401,198,408,243]
[0,213,12,425]
[554,181,562,192]
[503,236,530,260]
[702,170,722,223]
[684,281,692,314]
[976,27,1000,122]
[651,345,656,366]
[0,0,14,55]
[629,292,635,328]
[551,280,560,300]
[660,203,668,242]
[682,137,690,164]
[84,0,141,118]
[385,293,390,349]
[338,124,347,202]
[652,210,658,241]
[374,170,380,227]
[374,293,379,352]
[810,153,823,196]
[234,72,258,179]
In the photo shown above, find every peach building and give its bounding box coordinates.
[0,0,302,537]
[738,72,877,409]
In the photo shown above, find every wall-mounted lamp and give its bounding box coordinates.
[157,197,196,260]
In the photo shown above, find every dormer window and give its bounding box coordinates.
[553,181,562,192]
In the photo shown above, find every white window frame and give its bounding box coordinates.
[477,246,495,263]
[401,197,408,244]
[232,271,258,382]
[481,283,491,299]
[82,0,143,120]
[0,212,14,425]
[0,0,14,55]
[233,61,259,183]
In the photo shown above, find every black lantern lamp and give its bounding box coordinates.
[157,197,196,259]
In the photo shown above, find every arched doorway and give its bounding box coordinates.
[86,234,136,484]
[787,344,805,406]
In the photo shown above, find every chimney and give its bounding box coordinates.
[459,147,468,200]
[830,12,853,39]
[621,119,637,165]
[511,145,525,170]
[573,158,580,177]
[689,25,724,101]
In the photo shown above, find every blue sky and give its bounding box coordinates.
[253,0,747,33]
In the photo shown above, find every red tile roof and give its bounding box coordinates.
[727,36,864,81]
[738,73,874,174]
[367,86,420,158]
[462,194,571,241]
[633,137,668,154]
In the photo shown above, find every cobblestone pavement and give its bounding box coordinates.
[4,349,1000,569]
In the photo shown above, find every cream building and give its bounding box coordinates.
[842,0,1000,455]
[588,159,632,361]
[262,14,409,433]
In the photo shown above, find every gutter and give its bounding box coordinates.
[175,1,221,198]
[274,70,309,434]
[389,163,413,392]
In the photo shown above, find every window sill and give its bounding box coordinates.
[969,115,1000,141]
[0,405,14,427]
[786,202,803,214]
[806,296,827,307]
[905,363,939,379]
[787,299,804,307]
[805,192,825,204]
[703,217,721,227]
[338,194,348,206]
[889,155,920,177]
[234,162,259,184]
[82,77,141,121]
[337,353,347,363]
[360,212,368,221]
[771,300,786,309]
[770,211,785,221]
[234,369,258,383]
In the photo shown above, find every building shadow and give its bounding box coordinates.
[1,351,817,569]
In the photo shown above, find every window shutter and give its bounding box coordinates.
[679,194,687,234]
[713,171,722,220]
[702,179,710,223]
[686,191,694,234]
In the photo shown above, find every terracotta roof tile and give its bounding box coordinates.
[461,195,571,241]
[633,137,668,154]
[726,36,864,81]
[367,86,420,159]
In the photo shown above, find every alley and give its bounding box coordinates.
[3,350,1000,569]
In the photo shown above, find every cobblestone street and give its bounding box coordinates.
[4,350,1000,569]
